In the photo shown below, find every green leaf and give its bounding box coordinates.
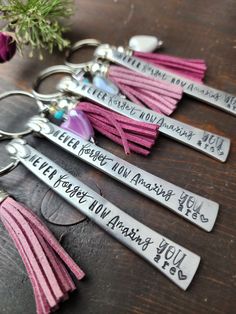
[0,0,74,58]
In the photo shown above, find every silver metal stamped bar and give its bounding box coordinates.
[60,80,230,162]
[6,139,201,290]
[95,47,236,116]
[28,117,219,232]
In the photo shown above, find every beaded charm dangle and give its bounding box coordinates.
[61,107,95,141]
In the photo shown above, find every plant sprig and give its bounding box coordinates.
[0,0,74,59]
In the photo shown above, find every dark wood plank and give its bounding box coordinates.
[0,1,235,313]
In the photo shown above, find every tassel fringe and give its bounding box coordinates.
[108,65,183,116]
[78,102,159,156]
[134,51,207,83]
[0,197,85,314]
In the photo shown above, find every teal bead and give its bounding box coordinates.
[54,110,65,120]
[82,78,90,84]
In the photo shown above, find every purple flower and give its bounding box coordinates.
[0,32,16,63]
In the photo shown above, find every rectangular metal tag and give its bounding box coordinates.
[98,48,236,116]
[7,139,201,290]
[28,116,219,232]
[60,80,230,162]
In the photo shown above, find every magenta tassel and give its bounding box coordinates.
[78,102,159,156]
[134,51,207,83]
[0,197,85,314]
[108,65,183,116]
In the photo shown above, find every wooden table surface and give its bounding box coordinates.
[0,0,236,313]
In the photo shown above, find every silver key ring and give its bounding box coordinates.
[0,158,19,176]
[32,64,75,100]
[65,38,101,69]
[0,90,43,138]
[0,90,43,175]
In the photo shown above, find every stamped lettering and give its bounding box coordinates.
[154,238,188,281]
[197,131,225,156]
[178,191,208,223]
[112,50,236,115]
[7,139,201,290]
[74,81,230,162]
[26,118,219,232]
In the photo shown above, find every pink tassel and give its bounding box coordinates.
[78,102,159,156]
[134,51,207,83]
[108,65,183,116]
[0,197,85,314]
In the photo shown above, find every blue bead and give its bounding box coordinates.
[54,110,65,120]
[82,77,90,84]
[93,75,119,95]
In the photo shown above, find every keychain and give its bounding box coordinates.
[0,134,201,290]
[32,64,231,162]
[74,38,235,116]
[0,90,219,231]
[128,35,207,82]
[0,185,85,314]
[65,39,183,116]
[37,84,160,156]
[65,38,205,116]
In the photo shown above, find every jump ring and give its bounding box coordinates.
[65,38,101,69]
[0,90,42,138]
[32,65,75,100]
[0,157,19,176]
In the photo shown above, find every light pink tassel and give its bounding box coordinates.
[134,51,207,83]
[108,65,183,116]
[0,197,85,314]
[79,102,159,156]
